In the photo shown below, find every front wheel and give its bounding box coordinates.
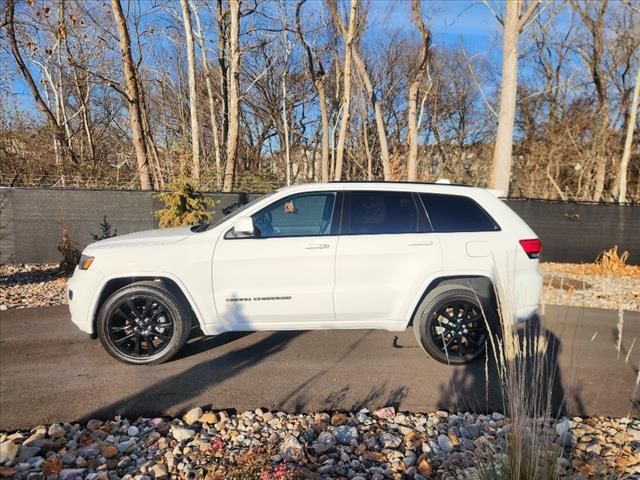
[97,281,192,365]
[413,284,497,365]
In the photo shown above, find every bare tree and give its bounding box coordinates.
[618,62,640,203]
[572,0,610,201]
[487,0,541,195]
[2,0,638,202]
[331,0,357,181]
[192,1,222,188]
[222,0,240,192]
[180,0,201,181]
[110,0,152,190]
[5,0,78,165]
[328,0,392,179]
[217,0,229,166]
[280,2,293,186]
[296,0,330,183]
[406,0,431,181]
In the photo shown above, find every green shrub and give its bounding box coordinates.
[154,175,217,228]
[91,215,117,241]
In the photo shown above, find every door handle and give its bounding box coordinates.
[409,241,434,246]
[305,243,330,250]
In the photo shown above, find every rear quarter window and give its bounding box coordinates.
[420,193,500,232]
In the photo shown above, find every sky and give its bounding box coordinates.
[369,0,501,51]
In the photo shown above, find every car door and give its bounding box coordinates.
[333,190,442,326]
[212,191,340,329]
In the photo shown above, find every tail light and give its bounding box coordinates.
[519,239,541,259]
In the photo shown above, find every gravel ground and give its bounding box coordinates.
[1,408,639,479]
[2,263,638,312]
[0,264,67,311]
[541,263,640,312]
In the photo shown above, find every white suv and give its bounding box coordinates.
[68,182,542,365]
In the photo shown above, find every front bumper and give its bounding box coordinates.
[67,268,102,335]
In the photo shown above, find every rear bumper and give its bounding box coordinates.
[512,268,543,323]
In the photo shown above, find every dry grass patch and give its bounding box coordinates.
[545,246,639,280]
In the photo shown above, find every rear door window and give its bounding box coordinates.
[419,193,500,232]
[342,191,428,235]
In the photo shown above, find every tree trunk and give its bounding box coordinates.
[110,0,152,190]
[222,0,240,192]
[217,0,229,153]
[407,82,420,182]
[370,82,391,180]
[41,82,65,185]
[192,1,223,189]
[180,0,201,182]
[362,109,373,180]
[618,63,640,204]
[353,53,391,180]
[282,70,291,186]
[138,78,163,190]
[489,1,521,195]
[328,0,391,180]
[317,84,331,183]
[406,0,430,181]
[331,0,357,181]
[295,0,330,183]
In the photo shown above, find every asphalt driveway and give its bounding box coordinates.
[1,304,638,431]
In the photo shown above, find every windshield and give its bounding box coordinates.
[206,193,274,230]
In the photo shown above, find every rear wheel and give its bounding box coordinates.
[413,284,497,365]
[97,281,191,365]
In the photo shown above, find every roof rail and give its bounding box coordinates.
[327,180,470,187]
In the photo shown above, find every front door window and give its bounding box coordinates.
[252,193,336,238]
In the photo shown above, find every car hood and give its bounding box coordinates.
[86,226,194,250]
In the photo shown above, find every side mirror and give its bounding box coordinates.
[232,216,255,237]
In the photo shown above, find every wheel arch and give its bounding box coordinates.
[406,274,498,327]
[91,275,203,337]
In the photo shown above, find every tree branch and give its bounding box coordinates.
[5,0,78,163]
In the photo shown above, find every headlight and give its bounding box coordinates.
[79,255,95,270]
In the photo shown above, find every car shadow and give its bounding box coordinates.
[173,331,254,360]
[273,330,410,412]
[436,315,570,417]
[83,298,303,422]
[82,330,304,423]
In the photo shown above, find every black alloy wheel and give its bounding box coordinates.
[98,281,191,365]
[429,300,487,360]
[413,284,496,365]
[107,295,175,358]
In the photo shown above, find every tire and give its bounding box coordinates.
[97,281,192,365]
[413,284,498,365]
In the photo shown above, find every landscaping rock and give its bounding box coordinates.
[335,426,358,445]
[0,441,18,464]
[148,463,168,479]
[0,410,636,479]
[182,408,203,425]
[438,433,454,453]
[280,435,303,461]
[379,432,402,449]
[170,427,195,442]
[312,431,336,454]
